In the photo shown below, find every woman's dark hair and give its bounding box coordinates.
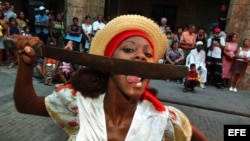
[197,26,205,32]
[85,15,91,20]
[176,26,183,32]
[170,41,180,48]
[227,32,236,42]
[190,63,196,69]
[243,38,250,46]
[8,17,16,23]
[73,17,78,21]
[68,68,108,98]
[17,11,25,19]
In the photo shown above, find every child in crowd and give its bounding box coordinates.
[43,57,58,86]
[183,63,200,93]
[7,17,20,69]
[22,26,31,36]
[55,41,74,83]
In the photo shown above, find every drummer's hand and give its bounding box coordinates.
[11,35,43,65]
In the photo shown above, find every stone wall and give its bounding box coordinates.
[65,0,105,26]
[227,0,250,90]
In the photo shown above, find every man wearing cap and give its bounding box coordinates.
[208,27,226,51]
[34,6,49,44]
[208,23,227,39]
[206,27,225,89]
[207,27,226,53]
[188,41,207,89]
[206,34,225,88]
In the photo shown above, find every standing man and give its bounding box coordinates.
[92,15,105,37]
[188,41,207,89]
[34,6,49,45]
[180,24,196,62]
[206,30,226,88]
[3,2,16,22]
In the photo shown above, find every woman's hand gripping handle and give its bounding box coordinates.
[3,35,44,66]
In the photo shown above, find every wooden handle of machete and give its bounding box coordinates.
[3,37,44,57]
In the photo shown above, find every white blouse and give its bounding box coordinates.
[45,84,192,141]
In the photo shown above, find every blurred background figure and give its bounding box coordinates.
[218,3,230,31]
[159,17,167,34]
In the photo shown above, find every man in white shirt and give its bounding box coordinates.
[92,15,105,36]
[189,41,207,89]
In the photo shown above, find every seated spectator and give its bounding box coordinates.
[55,41,74,83]
[165,41,185,65]
[165,41,185,83]
[183,63,200,93]
[188,41,207,89]
[33,57,45,81]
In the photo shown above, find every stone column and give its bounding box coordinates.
[227,0,250,90]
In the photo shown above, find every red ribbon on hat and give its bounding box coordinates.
[104,30,165,112]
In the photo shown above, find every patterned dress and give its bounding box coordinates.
[45,84,192,141]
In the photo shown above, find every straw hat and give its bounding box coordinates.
[89,15,169,62]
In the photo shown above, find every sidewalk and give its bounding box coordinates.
[150,79,250,117]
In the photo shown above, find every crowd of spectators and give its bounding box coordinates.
[0,1,111,86]
[159,4,250,93]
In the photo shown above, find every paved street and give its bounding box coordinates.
[0,65,250,141]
